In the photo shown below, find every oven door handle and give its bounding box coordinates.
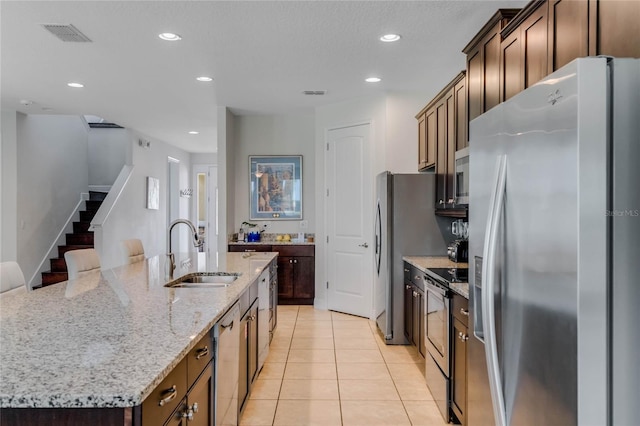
[481,154,507,426]
[424,280,449,299]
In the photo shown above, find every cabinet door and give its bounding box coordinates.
[277,256,294,299]
[412,286,425,358]
[594,0,640,58]
[548,0,588,73]
[418,113,427,170]
[248,302,259,386]
[292,256,314,300]
[467,47,483,122]
[165,401,187,426]
[501,28,523,102]
[454,78,467,150]
[521,4,549,89]
[435,99,447,206]
[445,90,456,205]
[404,282,413,341]
[187,363,213,426]
[483,30,502,113]
[452,318,468,425]
[238,314,249,412]
[425,108,437,171]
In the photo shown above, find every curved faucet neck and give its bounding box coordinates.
[167,219,199,254]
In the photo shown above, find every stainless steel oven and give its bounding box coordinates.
[424,271,453,422]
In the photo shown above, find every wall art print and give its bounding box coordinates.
[249,155,302,220]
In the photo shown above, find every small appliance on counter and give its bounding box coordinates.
[448,239,468,263]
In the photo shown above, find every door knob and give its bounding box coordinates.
[359,242,369,248]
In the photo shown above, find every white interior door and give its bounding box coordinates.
[326,123,373,318]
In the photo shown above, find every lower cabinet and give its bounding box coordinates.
[228,244,316,305]
[403,263,426,358]
[274,245,315,305]
[141,330,215,426]
[451,293,469,425]
[238,298,259,413]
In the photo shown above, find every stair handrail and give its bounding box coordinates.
[28,193,90,288]
[89,164,134,232]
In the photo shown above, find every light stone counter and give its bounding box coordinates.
[0,251,276,409]
[403,255,469,299]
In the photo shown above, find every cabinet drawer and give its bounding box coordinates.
[409,266,426,292]
[228,244,272,252]
[452,293,469,326]
[187,330,213,389]
[271,244,314,257]
[141,357,187,424]
[403,263,411,283]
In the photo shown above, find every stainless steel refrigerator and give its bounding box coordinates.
[374,172,450,344]
[468,58,639,426]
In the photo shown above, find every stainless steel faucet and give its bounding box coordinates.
[166,219,204,278]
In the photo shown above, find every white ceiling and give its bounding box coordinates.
[1,0,526,153]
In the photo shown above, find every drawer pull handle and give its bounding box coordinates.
[404,268,410,272]
[245,249,256,252]
[459,331,469,342]
[221,320,234,330]
[460,308,469,316]
[158,385,177,406]
[195,346,209,360]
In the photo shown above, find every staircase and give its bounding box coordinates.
[39,191,107,288]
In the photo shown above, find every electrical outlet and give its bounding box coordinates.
[299,220,308,229]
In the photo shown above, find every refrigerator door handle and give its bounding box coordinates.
[481,154,507,426]
[375,200,382,274]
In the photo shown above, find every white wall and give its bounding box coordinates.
[95,131,192,269]
[1,110,18,262]
[232,114,315,235]
[218,107,236,254]
[385,91,434,173]
[88,127,130,186]
[15,113,89,283]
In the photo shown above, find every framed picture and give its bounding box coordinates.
[249,155,302,220]
[146,176,159,210]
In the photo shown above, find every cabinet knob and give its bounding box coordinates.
[294,259,297,264]
[458,331,468,342]
[289,259,293,263]
[406,284,411,290]
[460,308,469,316]
[404,268,410,273]
[413,291,419,297]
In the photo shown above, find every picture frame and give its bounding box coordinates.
[249,155,302,220]
[146,176,160,210]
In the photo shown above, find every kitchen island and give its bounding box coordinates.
[0,251,277,424]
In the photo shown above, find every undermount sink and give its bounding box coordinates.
[165,272,241,288]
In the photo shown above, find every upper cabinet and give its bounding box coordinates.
[416,72,467,215]
[463,9,521,121]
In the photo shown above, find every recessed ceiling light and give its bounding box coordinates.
[365,77,381,83]
[188,131,199,135]
[196,76,213,82]
[159,32,182,41]
[380,34,401,42]
[67,82,84,88]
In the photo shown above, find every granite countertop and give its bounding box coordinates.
[403,256,469,299]
[0,251,276,409]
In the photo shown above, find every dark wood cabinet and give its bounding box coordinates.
[451,293,469,425]
[239,298,259,413]
[416,72,467,216]
[403,263,426,358]
[228,244,315,305]
[417,111,436,171]
[463,9,521,120]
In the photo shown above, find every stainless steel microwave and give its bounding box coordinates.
[454,147,469,206]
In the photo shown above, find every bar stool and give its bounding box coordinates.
[0,261,28,296]
[121,239,145,264]
[64,248,101,280]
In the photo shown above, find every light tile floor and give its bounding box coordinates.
[240,305,449,426]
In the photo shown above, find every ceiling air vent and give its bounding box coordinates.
[41,24,92,42]
[302,90,327,96]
